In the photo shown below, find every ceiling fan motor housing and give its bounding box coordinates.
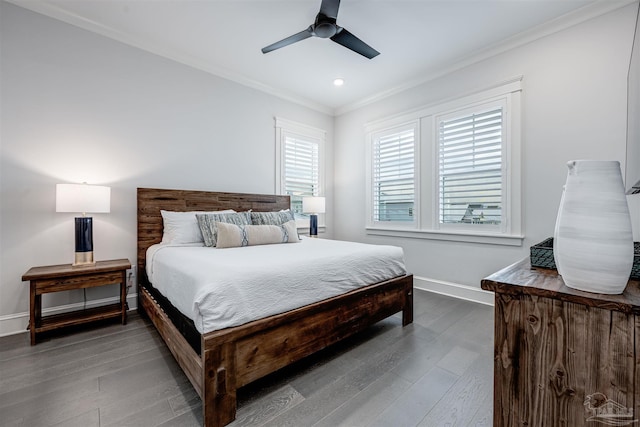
[313,14,337,38]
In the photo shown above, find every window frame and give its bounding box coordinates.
[365,77,523,246]
[434,98,508,234]
[366,121,420,229]
[275,117,326,229]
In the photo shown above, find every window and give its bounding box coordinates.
[275,118,325,219]
[366,78,522,245]
[282,134,320,215]
[437,103,504,229]
[370,123,418,225]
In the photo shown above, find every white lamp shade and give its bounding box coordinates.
[56,183,111,214]
[302,196,325,214]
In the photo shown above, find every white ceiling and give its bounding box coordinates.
[9,0,635,115]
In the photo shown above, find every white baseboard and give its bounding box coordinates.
[0,293,139,338]
[414,276,494,306]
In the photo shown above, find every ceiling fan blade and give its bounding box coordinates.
[331,27,380,59]
[319,0,340,19]
[262,28,313,54]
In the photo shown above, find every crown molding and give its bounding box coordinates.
[334,0,637,116]
[6,0,636,118]
[5,0,334,116]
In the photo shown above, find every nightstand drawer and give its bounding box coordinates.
[34,271,123,293]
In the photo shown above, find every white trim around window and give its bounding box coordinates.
[366,121,420,229]
[275,117,326,229]
[365,77,524,246]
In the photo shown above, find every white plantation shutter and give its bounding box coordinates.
[372,125,416,222]
[282,133,320,215]
[438,106,503,225]
[366,80,521,243]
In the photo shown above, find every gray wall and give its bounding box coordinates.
[333,3,640,290]
[0,2,334,333]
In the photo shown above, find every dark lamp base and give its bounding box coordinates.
[309,214,318,237]
[73,217,95,266]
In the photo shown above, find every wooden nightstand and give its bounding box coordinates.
[22,259,131,345]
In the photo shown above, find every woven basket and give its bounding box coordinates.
[530,238,556,270]
[532,238,639,279]
[632,242,640,280]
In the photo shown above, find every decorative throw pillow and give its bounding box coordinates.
[196,212,251,247]
[216,220,300,248]
[250,209,295,225]
[161,209,235,244]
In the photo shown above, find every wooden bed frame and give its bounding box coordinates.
[137,188,414,427]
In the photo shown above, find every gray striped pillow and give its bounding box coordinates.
[196,212,251,247]
[250,210,295,225]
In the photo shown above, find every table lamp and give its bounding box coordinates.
[302,196,325,238]
[56,183,110,266]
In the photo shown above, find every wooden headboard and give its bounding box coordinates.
[137,188,290,278]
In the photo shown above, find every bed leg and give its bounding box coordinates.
[402,280,414,326]
[202,344,237,427]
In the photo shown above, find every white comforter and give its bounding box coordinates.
[146,237,407,334]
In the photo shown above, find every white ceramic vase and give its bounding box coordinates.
[553,160,634,294]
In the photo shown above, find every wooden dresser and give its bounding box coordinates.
[481,258,640,427]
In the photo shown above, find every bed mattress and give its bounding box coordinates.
[146,237,407,334]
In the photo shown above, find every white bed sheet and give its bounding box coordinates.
[146,237,407,334]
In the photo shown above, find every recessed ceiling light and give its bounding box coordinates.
[333,78,345,87]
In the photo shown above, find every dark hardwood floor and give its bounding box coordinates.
[0,290,494,426]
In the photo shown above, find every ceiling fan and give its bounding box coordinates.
[261,0,380,59]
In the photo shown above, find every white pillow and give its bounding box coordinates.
[161,210,235,244]
[216,220,300,248]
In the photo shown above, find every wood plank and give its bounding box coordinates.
[202,342,236,427]
[435,345,479,376]
[417,356,493,426]
[481,258,640,315]
[542,299,576,425]
[492,293,520,427]
[37,303,123,332]
[289,350,362,398]
[34,272,123,293]
[466,391,493,427]
[139,287,203,397]
[313,372,411,427]
[22,259,131,281]
[52,409,100,427]
[370,366,459,427]
[103,399,176,427]
[98,366,192,425]
[230,385,304,426]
